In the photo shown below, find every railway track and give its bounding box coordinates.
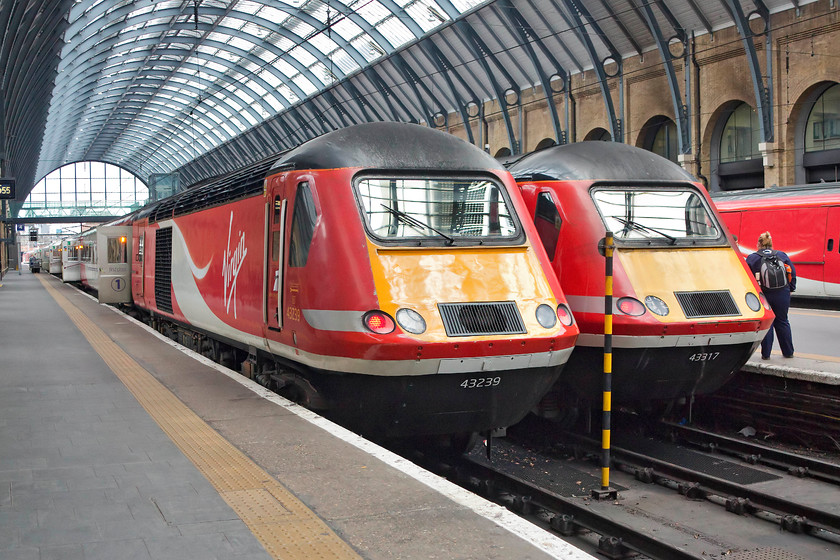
[661,421,840,485]
[402,415,840,559]
[563,430,840,544]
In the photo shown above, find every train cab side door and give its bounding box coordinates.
[266,177,288,331]
[533,190,564,264]
[825,206,840,296]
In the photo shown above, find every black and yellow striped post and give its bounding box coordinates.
[593,231,618,500]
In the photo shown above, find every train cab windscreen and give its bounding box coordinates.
[355,176,521,245]
[591,186,725,245]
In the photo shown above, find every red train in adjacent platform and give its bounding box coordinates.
[712,184,840,299]
[507,142,774,415]
[81,123,579,443]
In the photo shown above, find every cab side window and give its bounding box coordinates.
[534,192,562,260]
[289,182,317,267]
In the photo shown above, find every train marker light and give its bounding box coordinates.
[618,297,646,316]
[396,308,426,334]
[745,292,761,312]
[556,304,574,326]
[120,236,127,243]
[536,304,557,328]
[643,296,669,316]
[363,310,395,334]
[758,293,771,310]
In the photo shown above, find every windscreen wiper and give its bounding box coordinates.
[613,216,677,244]
[381,204,454,245]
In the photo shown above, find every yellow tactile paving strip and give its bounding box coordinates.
[37,275,361,560]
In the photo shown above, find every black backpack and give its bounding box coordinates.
[759,250,788,290]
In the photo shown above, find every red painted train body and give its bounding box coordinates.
[507,142,773,410]
[712,184,840,299]
[98,123,578,440]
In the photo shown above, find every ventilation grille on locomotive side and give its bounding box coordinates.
[438,301,527,337]
[675,290,740,318]
[155,228,173,314]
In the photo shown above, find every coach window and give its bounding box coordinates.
[107,237,128,263]
[534,192,562,260]
[289,182,317,267]
[803,83,840,183]
[715,102,764,190]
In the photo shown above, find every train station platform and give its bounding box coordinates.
[743,304,840,385]
[0,270,593,560]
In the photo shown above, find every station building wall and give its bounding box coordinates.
[446,1,840,192]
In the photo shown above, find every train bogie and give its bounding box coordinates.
[509,142,773,407]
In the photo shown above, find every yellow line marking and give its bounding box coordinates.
[790,308,840,318]
[36,275,361,560]
[762,349,840,364]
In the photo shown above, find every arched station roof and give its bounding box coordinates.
[1,0,801,214]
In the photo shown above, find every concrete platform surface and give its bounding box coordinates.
[0,271,593,560]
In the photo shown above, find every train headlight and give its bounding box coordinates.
[396,308,426,334]
[745,292,761,312]
[363,310,396,334]
[556,304,574,326]
[618,297,647,316]
[758,293,771,311]
[643,296,669,316]
[536,304,557,328]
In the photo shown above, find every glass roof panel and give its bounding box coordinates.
[288,45,318,68]
[308,33,339,57]
[40,0,485,183]
[376,17,414,48]
[351,37,384,63]
[355,1,393,25]
[330,18,363,42]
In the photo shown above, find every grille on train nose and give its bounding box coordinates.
[438,301,527,337]
[674,290,741,318]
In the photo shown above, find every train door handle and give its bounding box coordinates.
[829,239,835,252]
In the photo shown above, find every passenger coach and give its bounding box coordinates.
[713,184,840,299]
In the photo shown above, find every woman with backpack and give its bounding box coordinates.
[746,231,796,359]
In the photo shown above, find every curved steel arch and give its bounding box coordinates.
[453,19,519,152]
[56,39,293,116]
[495,0,567,144]
[559,0,623,141]
[58,24,300,106]
[48,82,231,148]
[418,40,479,143]
[722,0,773,143]
[637,1,691,154]
[48,55,270,154]
[61,18,336,98]
[50,56,265,135]
[63,3,376,81]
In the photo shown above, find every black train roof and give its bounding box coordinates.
[507,141,696,183]
[271,122,505,173]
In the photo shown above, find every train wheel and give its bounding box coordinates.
[449,432,479,455]
[253,364,275,390]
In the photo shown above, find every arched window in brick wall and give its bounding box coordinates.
[584,128,611,142]
[639,116,678,163]
[803,83,840,183]
[714,102,764,191]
